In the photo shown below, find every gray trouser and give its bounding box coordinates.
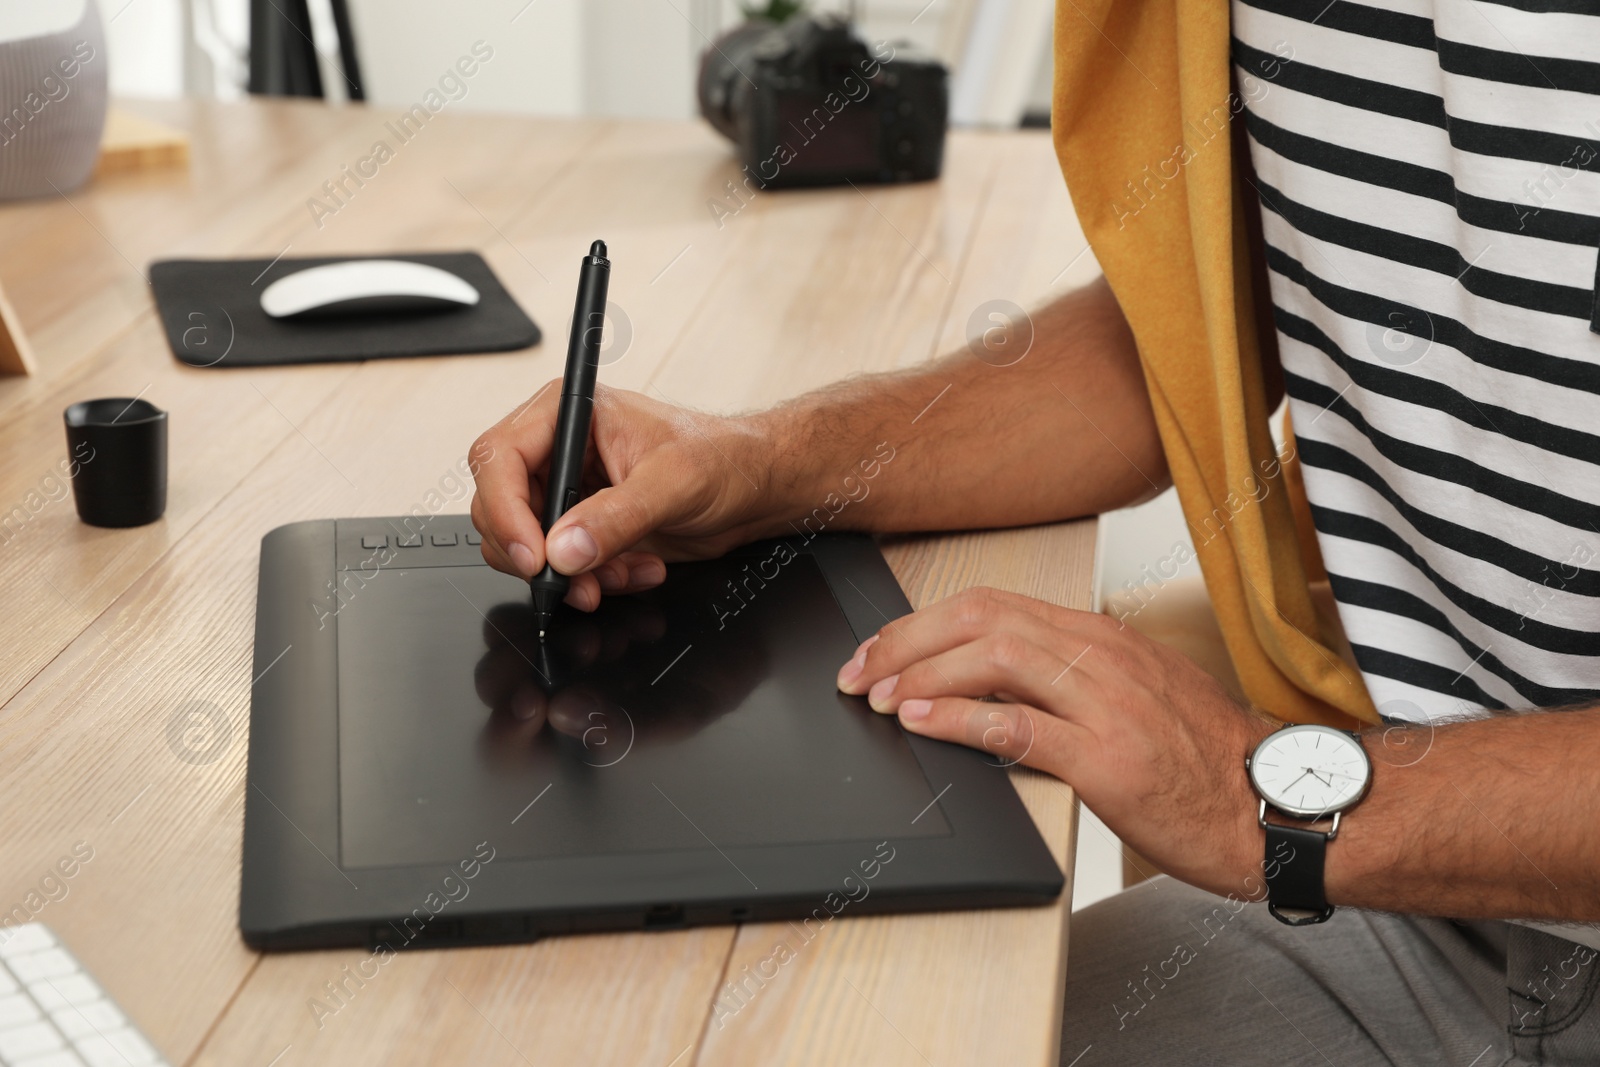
[1061,876,1600,1066]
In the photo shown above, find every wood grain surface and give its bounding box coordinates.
[0,279,36,375]
[96,107,192,177]
[0,96,1099,1067]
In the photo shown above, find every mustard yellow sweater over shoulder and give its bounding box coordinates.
[1050,1,1377,726]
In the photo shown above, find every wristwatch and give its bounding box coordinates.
[1244,724,1372,925]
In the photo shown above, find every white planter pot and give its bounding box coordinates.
[0,0,109,200]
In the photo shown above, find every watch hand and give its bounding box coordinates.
[1282,768,1315,791]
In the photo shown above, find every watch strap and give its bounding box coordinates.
[1264,823,1334,925]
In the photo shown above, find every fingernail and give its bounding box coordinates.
[510,688,544,722]
[630,560,666,588]
[899,699,932,723]
[507,542,537,578]
[837,634,879,691]
[548,526,599,572]
[868,673,899,711]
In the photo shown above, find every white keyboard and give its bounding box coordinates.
[0,925,168,1067]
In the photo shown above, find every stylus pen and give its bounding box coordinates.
[531,240,610,638]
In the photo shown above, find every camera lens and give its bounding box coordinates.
[696,22,776,142]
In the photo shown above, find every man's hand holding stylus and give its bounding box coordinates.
[470,279,1166,613]
[470,380,783,611]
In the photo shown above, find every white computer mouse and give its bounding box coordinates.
[260,259,480,319]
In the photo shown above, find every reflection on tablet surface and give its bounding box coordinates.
[473,593,755,767]
[338,553,951,869]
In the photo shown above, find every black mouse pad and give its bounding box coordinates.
[149,251,540,368]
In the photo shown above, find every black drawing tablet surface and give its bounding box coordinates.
[241,516,1063,950]
[149,252,539,368]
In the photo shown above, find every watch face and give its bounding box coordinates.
[1249,725,1371,819]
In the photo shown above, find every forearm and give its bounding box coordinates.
[1320,708,1600,922]
[740,277,1167,536]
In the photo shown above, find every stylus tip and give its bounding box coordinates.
[530,587,559,639]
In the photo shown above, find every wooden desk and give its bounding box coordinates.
[0,98,1100,1067]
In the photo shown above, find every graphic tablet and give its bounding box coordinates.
[241,516,1063,950]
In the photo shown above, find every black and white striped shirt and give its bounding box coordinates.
[1232,0,1600,728]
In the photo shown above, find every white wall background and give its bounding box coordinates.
[344,0,583,115]
[98,0,1053,124]
[100,0,186,98]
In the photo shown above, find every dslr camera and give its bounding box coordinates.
[697,15,947,189]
